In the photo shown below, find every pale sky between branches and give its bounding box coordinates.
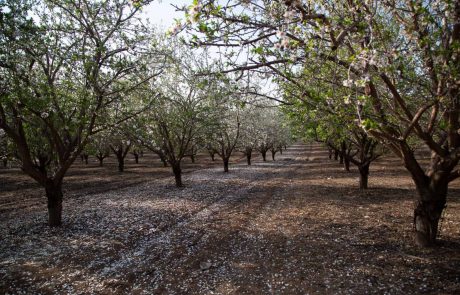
[141,0,190,29]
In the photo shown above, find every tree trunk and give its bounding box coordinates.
[117,155,124,172]
[3,158,7,168]
[223,158,229,172]
[279,148,283,155]
[190,155,195,163]
[84,154,89,165]
[211,153,215,161]
[45,181,63,227]
[246,154,251,165]
[344,156,350,172]
[413,176,448,247]
[98,157,104,167]
[172,164,182,187]
[339,154,344,164]
[334,150,339,161]
[261,151,267,161]
[134,154,139,164]
[271,150,276,161]
[328,148,333,159]
[358,164,370,189]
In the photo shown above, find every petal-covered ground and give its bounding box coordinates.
[1,144,459,294]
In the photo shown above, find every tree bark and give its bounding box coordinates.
[2,158,7,168]
[339,154,344,164]
[45,180,63,227]
[223,158,229,172]
[190,155,195,163]
[172,164,182,187]
[211,153,215,161]
[413,177,448,247]
[246,154,251,165]
[358,164,370,189]
[134,154,139,164]
[271,150,277,161]
[328,148,333,159]
[83,154,89,165]
[334,150,339,161]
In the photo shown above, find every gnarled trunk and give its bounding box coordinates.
[45,180,63,227]
[413,176,448,247]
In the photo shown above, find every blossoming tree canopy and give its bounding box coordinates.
[182,0,460,246]
[0,0,162,226]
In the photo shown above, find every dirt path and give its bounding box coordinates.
[1,143,459,294]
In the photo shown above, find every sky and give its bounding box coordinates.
[141,0,190,29]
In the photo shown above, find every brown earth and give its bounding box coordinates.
[0,143,459,294]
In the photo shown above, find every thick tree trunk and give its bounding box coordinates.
[223,158,229,172]
[45,181,63,227]
[117,156,124,172]
[172,164,182,187]
[211,153,215,161]
[246,154,251,165]
[261,151,267,161]
[334,150,339,161]
[98,158,104,167]
[358,164,370,189]
[413,179,447,247]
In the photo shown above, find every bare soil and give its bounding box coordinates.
[0,143,459,294]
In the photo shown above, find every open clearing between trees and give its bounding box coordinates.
[1,143,459,294]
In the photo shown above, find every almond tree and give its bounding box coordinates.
[0,0,160,226]
[182,0,460,247]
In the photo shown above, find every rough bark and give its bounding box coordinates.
[246,154,251,165]
[45,180,63,227]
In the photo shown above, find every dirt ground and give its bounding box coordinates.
[0,143,459,294]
